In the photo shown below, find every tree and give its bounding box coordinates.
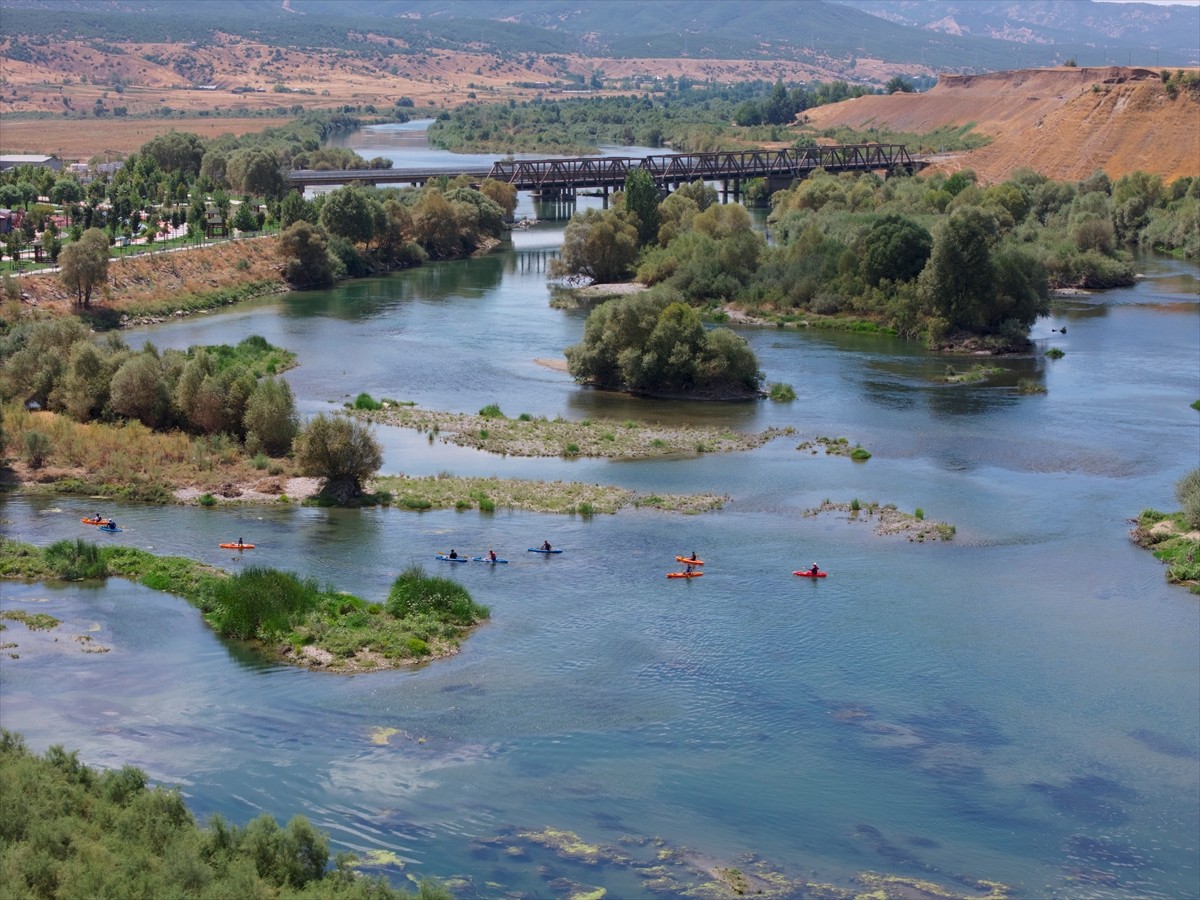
[58,228,110,307]
[141,131,205,177]
[1176,468,1200,530]
[225,147,284,199]
[918,207,996,333]
[109,352,171,427]
[565,291,762,398]
[278,221,338,287]
[551,208,639,283]
[293,414,382,502]
[478,178,518,219]
[243,376,299,456]
[318,185,379,248]
[232,202,258,234]
[279,191,314,228]
[885,76,915,94]
[623,168,661,247]
[860,214,933,286]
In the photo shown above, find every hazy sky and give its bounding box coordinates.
[1093,0,1199,5]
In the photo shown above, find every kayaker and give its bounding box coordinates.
[541,540,552,552]
[810,563,820,575]
[449,549,458,559]
[237,538,245,549]
[488,549,497,562]
[689,551,699,561]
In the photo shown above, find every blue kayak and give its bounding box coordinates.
[472,556,509,564]
[527,547,563,554]
[97,524,123,533]
[435,555,469,562]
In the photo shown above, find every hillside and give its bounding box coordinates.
[801,66,1200,183]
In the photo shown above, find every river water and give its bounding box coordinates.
[2,124,1198,898]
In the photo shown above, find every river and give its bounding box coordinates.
[2,123,1198,899]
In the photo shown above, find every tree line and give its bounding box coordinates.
[555,166,1199,359]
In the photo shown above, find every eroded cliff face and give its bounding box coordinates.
[802,66,1200,184]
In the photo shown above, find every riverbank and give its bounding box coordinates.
[1131,510,1200,593]
[1,407,727,514]
[7,238,287,324]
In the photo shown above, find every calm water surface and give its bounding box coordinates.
[2,129,1198,898]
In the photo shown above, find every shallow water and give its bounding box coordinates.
[1,128,1198,897]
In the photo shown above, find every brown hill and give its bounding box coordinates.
[801,66,1200,184]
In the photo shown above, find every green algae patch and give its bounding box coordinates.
[355,405,790,460]
[519,827,605,864]
[0,610,61,631]
[368,727,399,746]
[856,872,1010,899]
[568,888,606,900]
[356,849,405,869]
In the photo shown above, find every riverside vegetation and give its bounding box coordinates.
[1132,467,1200,594]
[0,730,450,899]
[0,538,490,671]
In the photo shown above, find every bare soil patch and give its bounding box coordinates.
[802,66,1200,183]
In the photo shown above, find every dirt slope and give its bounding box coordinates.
[801,66,1200,183]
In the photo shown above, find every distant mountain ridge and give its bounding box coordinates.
[2,0,1196,68]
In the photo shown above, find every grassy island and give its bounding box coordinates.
[354,402,790,460]
[803,500,956,542]
[0,539,489,672]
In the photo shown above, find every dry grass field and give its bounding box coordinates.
[0,33,911,158]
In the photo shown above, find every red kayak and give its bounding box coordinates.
[794,570,828,578]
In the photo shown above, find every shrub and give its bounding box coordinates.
[850,498,861,511]
[198,493,217,507]
[352,392,382,410]
[1045,347,1065,359]
[1176,468,1200,529]
[1018,379,1047,394]
[564,442,580,455]
[769,382,796,401]
[850,445,872,461]
[518,412,533,421]
[23,431,51,468]
[400,496,432,510]
[478,403,504,418]
[252,453,269,470]
[478,497,495,512]
[914,507,925,520]
[577,501,595,516]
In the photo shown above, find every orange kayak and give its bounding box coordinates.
[220,543,255,550]
[675,556,704,565]
[81,517,112,526]
[667,571,703,579]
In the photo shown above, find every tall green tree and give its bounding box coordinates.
[623,168,661,247]
[552,208,639,283]
[58,228,110,307]
[293,414,382,502]
[278,222,338,288]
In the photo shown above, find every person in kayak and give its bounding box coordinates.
[689,551,699,562]
[541,540,552,552]
[488,549,498,562]
[449,549,459,559]
[809,563,820,575]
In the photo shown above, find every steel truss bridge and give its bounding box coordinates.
[287,144,922,195]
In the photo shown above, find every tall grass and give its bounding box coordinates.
[386,565,489,626]
[42,539,107,581]
[206,567,325,640]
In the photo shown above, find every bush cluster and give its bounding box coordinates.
[0,730,445,899]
